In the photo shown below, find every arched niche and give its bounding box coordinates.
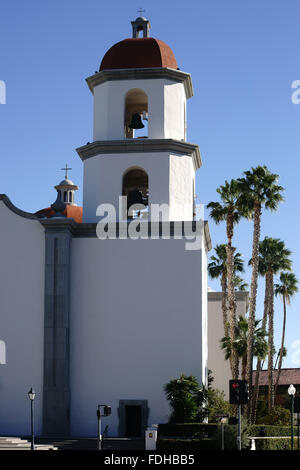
[124,89,148,139]
[122,167,149,219]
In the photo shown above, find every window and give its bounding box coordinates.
[124,89,148,139]
[122,168,149,220]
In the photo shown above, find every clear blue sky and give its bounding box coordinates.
[0,1,299,370]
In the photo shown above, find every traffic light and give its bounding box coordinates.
[103,406,112,416]
[229,380,249,405]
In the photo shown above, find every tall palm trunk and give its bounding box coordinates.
[221,272,229,338]
[274,295,286,398]
[268,270,275,411]
[251,272,270,423]
[242,355,247,381]
[246,201,262,422]
[226,210,239,380]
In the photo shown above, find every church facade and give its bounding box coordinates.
[0,17,212,438]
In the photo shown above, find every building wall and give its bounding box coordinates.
[83,152,195,223]
[93,79,186,141]
[0,200,45,435]
[207,291,249,398]
[169,154,194,221]
[69,235,206,437]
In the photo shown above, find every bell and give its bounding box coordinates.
[127,189,145,209]
[129,113,144,129]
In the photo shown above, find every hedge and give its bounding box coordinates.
[248,425,299,450]
[157,423,300,451]
[248,425,298,437]
[158,423,218,439]
[157,438,217,451]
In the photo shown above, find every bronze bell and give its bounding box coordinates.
[129,113,144,129]
[127,189,145,210]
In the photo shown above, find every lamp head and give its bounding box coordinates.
[288,384,296,396]
[28,388,36,401]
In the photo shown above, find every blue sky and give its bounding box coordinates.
[0,1,299,370]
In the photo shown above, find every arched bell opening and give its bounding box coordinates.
[122,167,149,220]
[124,89,148,139]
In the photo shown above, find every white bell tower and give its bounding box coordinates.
[76,17,201,222]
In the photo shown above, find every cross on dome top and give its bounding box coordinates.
[137,8,145,17]
[61,164,72,179]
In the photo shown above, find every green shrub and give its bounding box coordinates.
[248,424,299,450]
[248,424,297,437]
[256,406,291,425]
[216,419,250,450]
[157,438,217,451]
[163,375,203,423]
[249,437,298,450]
[206,388,232,423]
[158,423,218,439]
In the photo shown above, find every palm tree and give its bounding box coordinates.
[274,346,287,370]
[258,238,292,412]
[274,272,298,397]
[251,258,273,423]
[207,180,246,380]
[237,166,284,420]
[220,316,268,381]
[234,276,248,292]
[208,244,245,338]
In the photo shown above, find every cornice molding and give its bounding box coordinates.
[86,67,194,98]
[76,139,202,170]
[208,291,249,307]
[40,218,78,234]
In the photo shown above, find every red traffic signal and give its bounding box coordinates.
[229,380,249,405]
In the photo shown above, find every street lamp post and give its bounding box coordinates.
[288,384,296,451]
[28,388,36,451]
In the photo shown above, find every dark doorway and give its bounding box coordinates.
[125,405,142,437]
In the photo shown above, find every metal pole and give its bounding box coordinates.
[221,422,224,451]
[31,399,35,451]
[291,396,294,451]
[97,407,102,451]
[237,405,241,451]
[297,413,300,450]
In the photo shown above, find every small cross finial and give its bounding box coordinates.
[61,163,72,179]
[137,8,145,17]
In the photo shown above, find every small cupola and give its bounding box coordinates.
[54,164,78,206]
[131,16,151,38]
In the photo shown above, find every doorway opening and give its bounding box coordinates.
[118,400,149,438]
[125,405,142,437]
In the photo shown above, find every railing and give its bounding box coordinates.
[249,436,294,450]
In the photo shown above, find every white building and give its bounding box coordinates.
[0,17,215,438]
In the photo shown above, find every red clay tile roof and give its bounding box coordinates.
[253,368,300,386]
[35,206,83,224]
[100,38,178,71]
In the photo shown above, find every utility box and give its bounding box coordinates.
[145,429,157,450]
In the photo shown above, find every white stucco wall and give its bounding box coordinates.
[83,152,195,223]
[207,291,249,398]
[93,79,186,141]
[69,236,206,437]
[0,201,45,436]
[169,154,194,221]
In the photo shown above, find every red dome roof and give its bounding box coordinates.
[35,206,83,223]
[100,38,178,71]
